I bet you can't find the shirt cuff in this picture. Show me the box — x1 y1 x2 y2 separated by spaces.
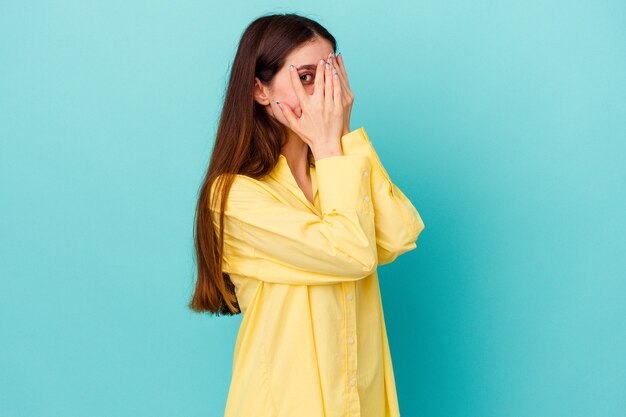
340 126 393 183
314 154 373 213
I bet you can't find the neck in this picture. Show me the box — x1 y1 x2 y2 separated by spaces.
281 132 311 174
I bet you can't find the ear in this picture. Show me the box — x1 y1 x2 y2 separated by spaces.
253 77 271 106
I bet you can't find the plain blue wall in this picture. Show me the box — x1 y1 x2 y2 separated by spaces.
1 2 624 416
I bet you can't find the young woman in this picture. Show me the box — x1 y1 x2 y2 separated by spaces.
190 13 425 417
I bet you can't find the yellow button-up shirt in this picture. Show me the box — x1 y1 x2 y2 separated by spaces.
211 127 425 417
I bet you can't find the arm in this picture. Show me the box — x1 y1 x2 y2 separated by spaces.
210 153 378 285
340 127 425 265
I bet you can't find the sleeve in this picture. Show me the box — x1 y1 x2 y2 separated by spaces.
340 126 425 265
210 153 378 285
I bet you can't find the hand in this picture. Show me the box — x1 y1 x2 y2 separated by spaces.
275 56 344 159
329 52 354 136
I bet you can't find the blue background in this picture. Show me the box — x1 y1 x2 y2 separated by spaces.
1 1 624 416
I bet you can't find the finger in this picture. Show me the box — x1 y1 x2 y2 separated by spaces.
333 61 350 104
313 58 325 105
288 63 308 110
332 61 342 108
336 53 351 89
275 100 298 128
324 56 333 110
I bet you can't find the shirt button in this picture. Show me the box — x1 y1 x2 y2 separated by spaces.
364 195 370 203
349 378 357 386
363 171 369 177
347 337 354 344
347 294 353 301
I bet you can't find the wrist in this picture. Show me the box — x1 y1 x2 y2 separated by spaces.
312 143 343 161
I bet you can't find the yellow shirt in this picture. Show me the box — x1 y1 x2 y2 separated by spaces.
211 126 425 417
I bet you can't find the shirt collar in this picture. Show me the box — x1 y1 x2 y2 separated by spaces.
271 154 319 211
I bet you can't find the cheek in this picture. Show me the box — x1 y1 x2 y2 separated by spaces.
271 85 295 105
272 77 310 114
284 89 300 107
281 92 301 115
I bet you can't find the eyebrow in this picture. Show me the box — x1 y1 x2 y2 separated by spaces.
296 64 319 71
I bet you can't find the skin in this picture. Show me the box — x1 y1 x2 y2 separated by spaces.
252 36 355 205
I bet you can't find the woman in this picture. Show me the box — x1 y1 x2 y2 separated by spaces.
190 13 425 417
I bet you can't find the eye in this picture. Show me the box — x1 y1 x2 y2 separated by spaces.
299 73 314 83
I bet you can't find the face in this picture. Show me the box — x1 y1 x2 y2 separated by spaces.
253 36 334 126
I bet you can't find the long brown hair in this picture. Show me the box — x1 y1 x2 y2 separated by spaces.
189 13 338 315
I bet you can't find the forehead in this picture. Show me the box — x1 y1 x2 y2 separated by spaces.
285 38 334 68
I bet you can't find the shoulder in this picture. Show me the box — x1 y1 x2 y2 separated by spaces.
213 173 268 194
210 174 276 211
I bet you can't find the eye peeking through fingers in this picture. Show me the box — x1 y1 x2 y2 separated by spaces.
299 73 314 84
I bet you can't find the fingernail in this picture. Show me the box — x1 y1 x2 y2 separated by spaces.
289 65 294 71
